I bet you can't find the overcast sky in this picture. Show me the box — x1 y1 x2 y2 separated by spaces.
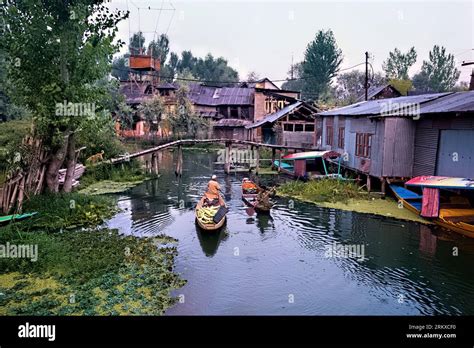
109 0 474 85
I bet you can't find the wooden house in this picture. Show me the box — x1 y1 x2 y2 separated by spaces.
246 101 319 148
318 91 474 191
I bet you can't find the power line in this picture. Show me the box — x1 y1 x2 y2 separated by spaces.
112 64 371 86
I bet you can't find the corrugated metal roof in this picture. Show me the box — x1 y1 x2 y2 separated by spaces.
418 90 474 114
188 83 253 106
214 119 252 127
319 92 452 117
246 101 303 129
157 82 178 89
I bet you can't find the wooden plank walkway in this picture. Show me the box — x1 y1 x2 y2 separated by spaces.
109 138 317 165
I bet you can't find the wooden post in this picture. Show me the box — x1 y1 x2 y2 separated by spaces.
175 145 183 177
367 175 371 193
381 177 386 197
151 152 159 176
271 148 276 170
145 160 150 174
278 149 282 173
224 142 231 174
255 146 260 175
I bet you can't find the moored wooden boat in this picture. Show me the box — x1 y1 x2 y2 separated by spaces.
390 176 474 238
195 196 227 231
273 151 344 179
0 212 38 225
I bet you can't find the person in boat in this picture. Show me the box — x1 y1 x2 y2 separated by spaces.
256 185 275 210
204 174 221 206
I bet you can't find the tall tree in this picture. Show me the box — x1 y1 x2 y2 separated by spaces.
129 31 146 55
413 45 460 92
168 86 209 138
147 34 170 64
193 54 239 85
111 54 130 81
162 51 180 81
178 51 197 73
382 47 417 80
302 29 343 101
1 0 128 192
137 94 165 131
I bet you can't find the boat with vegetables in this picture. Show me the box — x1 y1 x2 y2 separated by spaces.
195 195 227 231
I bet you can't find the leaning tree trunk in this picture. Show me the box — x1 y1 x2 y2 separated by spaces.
45 135 69 193
62 132 76 193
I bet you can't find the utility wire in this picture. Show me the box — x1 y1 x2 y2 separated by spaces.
113 61 368 85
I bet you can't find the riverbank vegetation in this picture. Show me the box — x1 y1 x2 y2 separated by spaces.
277 179 429 223
278 179 363 203
0 192 185 315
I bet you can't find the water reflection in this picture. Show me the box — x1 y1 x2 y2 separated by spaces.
196 226 229 257
105 149 474 315
255 213 274 234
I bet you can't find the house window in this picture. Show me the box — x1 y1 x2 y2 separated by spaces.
294 124 304 132
338 127 345 148
355 133 372 158
305 124 315 132
283 123 294 132
241 107 250 119
230 107 239 118
326 125 333 146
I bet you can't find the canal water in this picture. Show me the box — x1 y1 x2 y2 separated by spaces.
106 150 474 315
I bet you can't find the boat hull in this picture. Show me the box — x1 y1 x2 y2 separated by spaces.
195 196 227 232
242 194 272 213
390 184 474 238
0 212 38 225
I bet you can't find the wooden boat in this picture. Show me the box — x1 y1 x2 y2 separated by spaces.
0 212 38 226
390 176 474 238
273 150 344 179
241 179 272 213
195 195 227 231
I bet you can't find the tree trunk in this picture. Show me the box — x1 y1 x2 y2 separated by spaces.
62 133 76 193
45 136 69 193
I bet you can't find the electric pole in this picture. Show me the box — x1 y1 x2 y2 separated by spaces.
365 52 369 101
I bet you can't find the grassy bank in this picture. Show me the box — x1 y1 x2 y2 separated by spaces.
78 161 152 195
278 179 363 203
0 192 185 315
277 179 429 224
